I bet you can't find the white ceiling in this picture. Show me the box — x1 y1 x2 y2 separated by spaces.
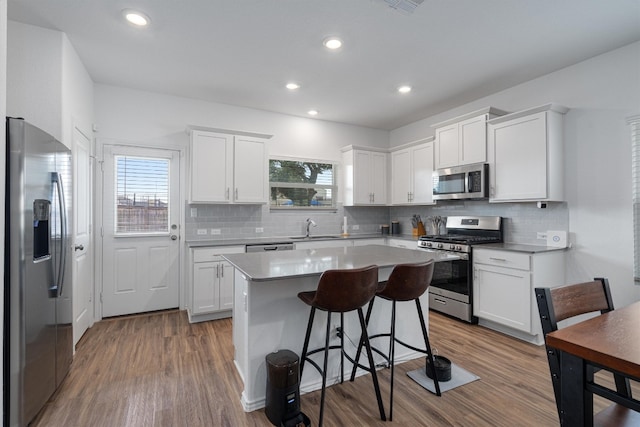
7 0 640 130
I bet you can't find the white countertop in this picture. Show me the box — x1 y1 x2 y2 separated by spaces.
222 244 458 282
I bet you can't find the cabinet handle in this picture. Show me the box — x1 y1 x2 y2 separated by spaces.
220 264 224 278
235 188 238 200
226 188 230 200
216 264 220 278
489 257 507 262
433 298 447 305
372 193 375 203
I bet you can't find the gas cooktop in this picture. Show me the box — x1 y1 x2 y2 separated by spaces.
417 216 503 253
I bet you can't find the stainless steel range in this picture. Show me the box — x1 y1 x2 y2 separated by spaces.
417 216 503 323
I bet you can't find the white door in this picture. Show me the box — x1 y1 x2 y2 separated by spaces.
72 125 94 345
101 145 180 317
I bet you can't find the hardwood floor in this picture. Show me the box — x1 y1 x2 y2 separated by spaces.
32 309 628 427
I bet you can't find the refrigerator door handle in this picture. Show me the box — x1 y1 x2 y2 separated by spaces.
51 172 68 297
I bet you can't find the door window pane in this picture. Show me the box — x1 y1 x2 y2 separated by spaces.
115 156 169 233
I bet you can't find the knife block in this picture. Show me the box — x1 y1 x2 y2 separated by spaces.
412 222 426 237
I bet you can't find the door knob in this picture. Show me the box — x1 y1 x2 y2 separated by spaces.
74 244 84 251
171 235 178 240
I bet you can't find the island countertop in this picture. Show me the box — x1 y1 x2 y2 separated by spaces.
223 244 458 282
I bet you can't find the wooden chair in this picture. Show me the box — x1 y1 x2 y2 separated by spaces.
535 278 634 424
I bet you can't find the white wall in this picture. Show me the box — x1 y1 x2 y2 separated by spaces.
61 32 94 141
94 84 389 162
391 41 640 307
6 21 63 142
1 1 7 423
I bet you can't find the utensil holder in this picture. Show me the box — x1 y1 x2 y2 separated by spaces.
412 222 426 237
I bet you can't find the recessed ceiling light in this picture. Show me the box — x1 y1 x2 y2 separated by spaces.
286 83 300 90
123 9 150 27
323 37 343 50
308 110 319 116
398 85 412 94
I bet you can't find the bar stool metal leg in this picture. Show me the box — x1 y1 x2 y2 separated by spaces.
299 306 316 378
318 311 332 426
357 307 387 422
417 298 441 396
349 299 376 382
389 300 397 420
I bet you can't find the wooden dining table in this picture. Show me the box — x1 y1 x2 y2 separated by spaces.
546 300 640 426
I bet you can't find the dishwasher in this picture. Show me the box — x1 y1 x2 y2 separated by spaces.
245 242 294 253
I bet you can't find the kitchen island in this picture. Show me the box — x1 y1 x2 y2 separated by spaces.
223 244 458 412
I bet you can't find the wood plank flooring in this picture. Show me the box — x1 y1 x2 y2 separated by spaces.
32 309 631 427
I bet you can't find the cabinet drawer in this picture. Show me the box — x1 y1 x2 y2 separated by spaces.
473 249 530 270
193 246 244 263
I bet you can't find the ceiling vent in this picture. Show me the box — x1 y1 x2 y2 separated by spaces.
384 0 424 14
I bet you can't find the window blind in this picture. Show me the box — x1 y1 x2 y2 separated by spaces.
629 115 640 282
115 156 170 233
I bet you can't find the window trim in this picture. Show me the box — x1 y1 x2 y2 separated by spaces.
269 156 338 211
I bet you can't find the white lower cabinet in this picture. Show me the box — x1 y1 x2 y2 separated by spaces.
353 238 386 246
386 238 417 250
472 247 565 345
294 239 352 250
188 245 245 323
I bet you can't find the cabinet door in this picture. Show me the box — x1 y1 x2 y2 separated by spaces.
219 261 234 310
370 152 387 205
473 264 531 332
411 143 434 204
190 131 232 202
353 151 373 204
489 112 547 201
434 123 459 169
233 136 267 203
192 261 220 314
459 115 487 165
391 149 411 204
294 240 352 250
353 238 386 246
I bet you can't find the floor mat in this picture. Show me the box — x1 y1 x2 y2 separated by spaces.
407 362 480 394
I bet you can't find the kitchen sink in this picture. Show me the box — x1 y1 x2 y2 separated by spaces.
289 235 341 240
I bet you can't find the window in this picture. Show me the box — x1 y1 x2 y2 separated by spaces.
630 115 640 282
269 158 337 209
115 156 170 233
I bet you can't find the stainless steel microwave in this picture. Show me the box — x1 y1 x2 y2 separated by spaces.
432 163 489 200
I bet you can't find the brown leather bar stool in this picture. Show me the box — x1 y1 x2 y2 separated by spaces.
298 265 386 426
350 260 441 421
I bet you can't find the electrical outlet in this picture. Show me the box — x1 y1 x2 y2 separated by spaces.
197 229 207 235
537 232 547 240
352 225 360 230
255 227 264 233
211 229 221 235
190 207 198 217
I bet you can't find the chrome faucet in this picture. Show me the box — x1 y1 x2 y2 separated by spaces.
305 218 317 238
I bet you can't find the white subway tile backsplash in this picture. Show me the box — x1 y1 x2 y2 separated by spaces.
186 200 568 244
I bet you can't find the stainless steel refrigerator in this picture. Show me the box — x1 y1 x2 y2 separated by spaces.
4 117 73 427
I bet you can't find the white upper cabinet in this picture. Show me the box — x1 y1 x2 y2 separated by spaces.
188 128 269 204
390 138 434 205
433 107 507 170
487 104 568 202
342 146 387 206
